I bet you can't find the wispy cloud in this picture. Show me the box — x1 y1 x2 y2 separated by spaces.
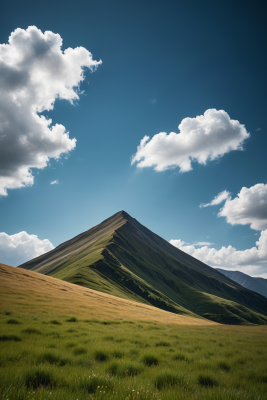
50 180 59 185
200 190 230 208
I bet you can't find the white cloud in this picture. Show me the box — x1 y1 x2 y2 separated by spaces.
131 109 249 172
0 231 54 266
200 190 230 208
218 184 267 231
50 179 59 185
191 183 267 276
0 26 102 196
193 241 214 246
170 230 267 277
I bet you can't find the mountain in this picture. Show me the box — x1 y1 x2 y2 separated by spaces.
19 211 267 325
216 268 267 298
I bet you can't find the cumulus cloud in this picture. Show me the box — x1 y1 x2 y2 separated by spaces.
0 231 54 266
131 109 249 172
218 184 267 231
170 230 267 277
0 26 102 196
50 180 59 185
200 190 230 208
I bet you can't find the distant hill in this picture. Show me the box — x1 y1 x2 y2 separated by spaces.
19 211 267 325
216 268 267 298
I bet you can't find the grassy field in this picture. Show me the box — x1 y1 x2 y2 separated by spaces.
1 264 267 400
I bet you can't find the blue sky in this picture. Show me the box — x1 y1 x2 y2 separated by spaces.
0 0 266 276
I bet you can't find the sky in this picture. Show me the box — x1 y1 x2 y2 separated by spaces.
0 0 266 277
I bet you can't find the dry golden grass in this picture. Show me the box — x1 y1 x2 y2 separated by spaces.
0 263 216 326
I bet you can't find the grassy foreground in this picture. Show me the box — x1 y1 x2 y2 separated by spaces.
1 265 267 400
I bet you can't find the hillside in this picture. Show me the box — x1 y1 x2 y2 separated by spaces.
19 211 267 325
216 268 267 298
0 263 215 325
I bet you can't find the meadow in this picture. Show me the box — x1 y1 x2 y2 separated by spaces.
1 264 267 400
1 312 267 400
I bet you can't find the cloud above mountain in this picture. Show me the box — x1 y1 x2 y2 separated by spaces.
172 183 267 277
0 26 102 196
0 231 54 266
131 109 249 172
170 230 267 277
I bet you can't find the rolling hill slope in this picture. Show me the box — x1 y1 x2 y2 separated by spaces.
19 211 267 325
1 263 216 325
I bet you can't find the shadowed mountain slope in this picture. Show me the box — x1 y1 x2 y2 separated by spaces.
216 268 267 298
20 211 267 325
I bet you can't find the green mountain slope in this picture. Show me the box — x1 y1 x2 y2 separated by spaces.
19 211 267 325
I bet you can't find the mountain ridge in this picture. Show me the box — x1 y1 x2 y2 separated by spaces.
19 211 267 325
216 268 267 298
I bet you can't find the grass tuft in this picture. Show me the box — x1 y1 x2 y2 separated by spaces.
7 318 20 324
118 362 143 377
103 335 114 341
79 376 112 393
94 350 109 362
142 353 159 366
50 319 62 325
173 352 188 362
0 334 21 342
22 327 42 335
73 347 87 356
197 373 219 387
37 351 70 366
155 341 170 347
4 311 12 315
66 317 77 322
106 361 119 375
154 371 182 389
65 341 76 348
218 361 230 371
112 350 124 359
24 368 55 389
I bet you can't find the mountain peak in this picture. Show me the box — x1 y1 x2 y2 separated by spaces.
116 210 130 217
114 210 133 220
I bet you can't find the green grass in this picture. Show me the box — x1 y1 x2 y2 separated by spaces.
7 318 20 324
66 317 77 322
22 327 42 335
0 311 267 400
197 374 219 387
142 354 159 366
50 320 62 325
